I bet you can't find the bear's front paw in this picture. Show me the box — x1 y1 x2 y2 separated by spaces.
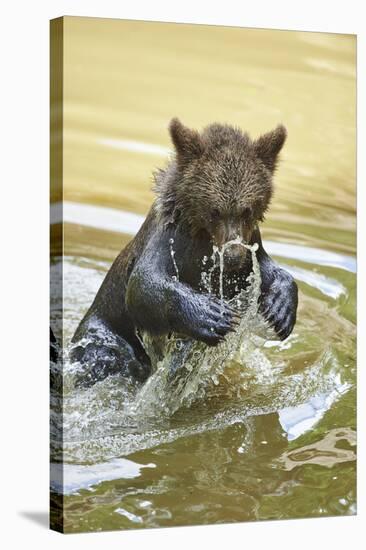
260 275 298 341
187 294 241 346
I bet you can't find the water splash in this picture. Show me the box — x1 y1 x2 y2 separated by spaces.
213 236 249 300
51 253 353 468
130 240 268 417
199 237 255 300
52 346 347 465
169 238 179 281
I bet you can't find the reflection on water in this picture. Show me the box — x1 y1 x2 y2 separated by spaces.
279 428 356 470
51 458 156 495
50 18 356 532
54 201 357 272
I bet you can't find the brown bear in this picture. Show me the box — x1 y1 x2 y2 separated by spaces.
70 118 298 386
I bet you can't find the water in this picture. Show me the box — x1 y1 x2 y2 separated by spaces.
50 18 356 532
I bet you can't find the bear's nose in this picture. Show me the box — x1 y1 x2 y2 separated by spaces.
223 244 246 270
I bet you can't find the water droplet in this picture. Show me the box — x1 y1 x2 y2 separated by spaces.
169 239 179 280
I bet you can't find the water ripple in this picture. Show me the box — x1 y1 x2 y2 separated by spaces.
50 201 356 273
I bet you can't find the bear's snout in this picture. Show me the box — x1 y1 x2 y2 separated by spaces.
223 244 247 271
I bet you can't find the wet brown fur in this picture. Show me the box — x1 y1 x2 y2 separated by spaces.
155 118 287 243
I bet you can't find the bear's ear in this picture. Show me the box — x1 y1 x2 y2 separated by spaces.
169 118 204 165
254 125 287 172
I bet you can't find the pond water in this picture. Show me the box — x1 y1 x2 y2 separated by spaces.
50 18 356 532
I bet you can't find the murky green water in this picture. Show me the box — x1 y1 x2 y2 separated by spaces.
50 18 356 532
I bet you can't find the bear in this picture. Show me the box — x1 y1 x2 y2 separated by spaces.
70 118 298 387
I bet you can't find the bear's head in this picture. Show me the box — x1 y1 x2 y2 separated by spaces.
155 118 287 271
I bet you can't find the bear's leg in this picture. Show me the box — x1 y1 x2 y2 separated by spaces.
69 317 151 388
259 261 298 340
249 227 298 340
